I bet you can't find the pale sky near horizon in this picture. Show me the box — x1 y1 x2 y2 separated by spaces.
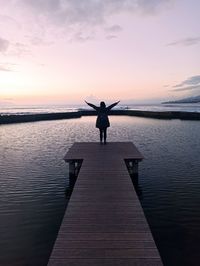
0 0 200 105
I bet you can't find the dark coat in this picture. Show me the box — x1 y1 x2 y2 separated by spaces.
96 108 110 129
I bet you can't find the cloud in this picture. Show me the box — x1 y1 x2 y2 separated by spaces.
70 31 95 43
0 65 12 72
174 75 200 88
106 35 118 40
0 37 10 52
172 75 200 92
104 24 122 39
173 85 200 92
0 34 29 56
105 24 123 33
28 37 53 46
1 0 172 44
20 0 171 28
167 37 200 47
0 62 16 72
13 42 30 56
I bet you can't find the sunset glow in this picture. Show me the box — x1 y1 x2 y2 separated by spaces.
0 0 200 105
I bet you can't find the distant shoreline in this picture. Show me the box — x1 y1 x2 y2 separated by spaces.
1 110 200 125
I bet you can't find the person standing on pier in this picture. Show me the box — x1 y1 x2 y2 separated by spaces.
85 100 120 144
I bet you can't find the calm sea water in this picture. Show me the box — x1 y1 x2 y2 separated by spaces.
0 116 200 266
1 102 200 115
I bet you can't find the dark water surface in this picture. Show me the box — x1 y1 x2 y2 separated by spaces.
0 116 200 266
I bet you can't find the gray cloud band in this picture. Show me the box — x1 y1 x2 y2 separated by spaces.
174 75 200 88
20 0 171 26
167 37 200 47
172 75 200 92
0 37 10 52
173 85 200 92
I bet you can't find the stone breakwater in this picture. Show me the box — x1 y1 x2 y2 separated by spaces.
80 110 200 120
1 110 200 125
0 112 81 124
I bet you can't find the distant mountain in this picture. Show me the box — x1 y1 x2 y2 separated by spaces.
163 95 200 104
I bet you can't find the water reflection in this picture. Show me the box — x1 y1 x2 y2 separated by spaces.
0 116 200 266
125 159 143 197
65 160 82 199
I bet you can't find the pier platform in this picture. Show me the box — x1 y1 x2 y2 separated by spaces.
48 142 163 265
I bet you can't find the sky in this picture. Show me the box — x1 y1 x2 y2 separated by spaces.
0 0 200 105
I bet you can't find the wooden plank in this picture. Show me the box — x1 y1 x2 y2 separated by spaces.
48 142 163 265
54 232 155 241
53 240 157 249
48 258 162 266
49 248 160 258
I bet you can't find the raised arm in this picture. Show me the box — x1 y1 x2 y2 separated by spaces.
85 101 98 111
107 101 120 111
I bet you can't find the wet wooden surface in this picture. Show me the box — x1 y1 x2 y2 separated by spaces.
48 142 163 266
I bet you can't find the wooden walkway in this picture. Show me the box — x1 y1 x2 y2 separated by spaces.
48 142 163 266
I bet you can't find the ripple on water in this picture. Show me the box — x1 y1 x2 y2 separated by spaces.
0 116 200 266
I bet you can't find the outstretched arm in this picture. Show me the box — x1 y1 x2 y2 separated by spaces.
107 101 120 111
85 101 98 111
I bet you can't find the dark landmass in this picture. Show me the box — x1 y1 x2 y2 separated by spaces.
1 110 200 125
163 95 200 104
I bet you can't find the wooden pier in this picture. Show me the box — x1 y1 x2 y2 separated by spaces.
48 142 163 266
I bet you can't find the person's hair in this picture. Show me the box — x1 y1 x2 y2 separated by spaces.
100 101 106 108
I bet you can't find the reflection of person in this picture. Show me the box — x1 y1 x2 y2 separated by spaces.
85 100 120 144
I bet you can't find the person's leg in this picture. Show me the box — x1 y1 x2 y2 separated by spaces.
103 128 107 144
99 129 103 143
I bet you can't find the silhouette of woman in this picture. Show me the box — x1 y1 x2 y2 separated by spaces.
85 100 120 144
